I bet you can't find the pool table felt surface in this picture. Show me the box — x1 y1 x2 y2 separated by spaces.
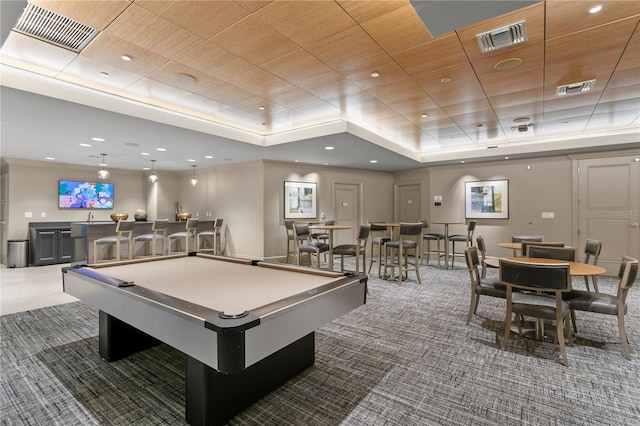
91 256 342 316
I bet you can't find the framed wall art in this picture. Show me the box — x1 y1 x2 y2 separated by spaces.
465 179 509 219
284 181 317 219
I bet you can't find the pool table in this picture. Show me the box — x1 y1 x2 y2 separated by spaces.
62 253 367 426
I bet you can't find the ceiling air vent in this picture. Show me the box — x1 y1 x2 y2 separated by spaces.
476 21 527 53
555 79 596 96
511 123 534 133
13 3 99 53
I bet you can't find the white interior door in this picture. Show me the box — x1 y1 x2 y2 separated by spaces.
334 183 359 246
398 184 421 223
577 156 640 274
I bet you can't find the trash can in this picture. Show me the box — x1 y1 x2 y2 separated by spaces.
7 239 29 268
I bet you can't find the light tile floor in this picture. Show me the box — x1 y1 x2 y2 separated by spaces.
1 264 78 315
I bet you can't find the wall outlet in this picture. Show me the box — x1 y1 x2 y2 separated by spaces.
41 212 46 218
541 211 555 219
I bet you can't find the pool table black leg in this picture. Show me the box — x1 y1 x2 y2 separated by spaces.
186 332 315 426
98 310 161 361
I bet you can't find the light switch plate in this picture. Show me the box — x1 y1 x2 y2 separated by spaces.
541 212 555 219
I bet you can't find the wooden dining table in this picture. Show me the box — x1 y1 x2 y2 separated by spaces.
484 256 606 277
309 224 352 271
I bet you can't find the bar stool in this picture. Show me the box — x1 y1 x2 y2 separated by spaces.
332 224 370 274
368 222 391 278
421 220 444 267
93 220 135 263
449 220 476 268
197 218 223 254
133 219 168 257
383 222 423 284
583 239 602 292
169 218 199 254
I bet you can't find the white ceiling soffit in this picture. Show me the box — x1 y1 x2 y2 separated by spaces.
410 0 538 37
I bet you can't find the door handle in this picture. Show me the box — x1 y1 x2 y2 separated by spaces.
631 223 640 228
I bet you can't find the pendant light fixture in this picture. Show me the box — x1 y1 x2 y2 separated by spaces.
97 153 110 180
148 159 158 183
190 165 198 187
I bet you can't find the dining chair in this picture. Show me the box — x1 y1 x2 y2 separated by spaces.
583 239 603 292
383 222 423 284
197 218 224 254
566 256 638 360
311 219 334 243
449 220 477 268
476 236 498 279
93 219 135 263
368 222 391 278
464 246 506 325
294 223 329 269
499 258 572 367
521 241 565 257
421 220 444 267
527 245 576 261
168 218 199 254
332 224 370 274
510 235 543 255
133 219 168 257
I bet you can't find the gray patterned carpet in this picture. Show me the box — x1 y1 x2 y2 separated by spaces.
2 259 640 425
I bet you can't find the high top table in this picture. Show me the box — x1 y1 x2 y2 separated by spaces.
309 224 352 271
431 221 462 269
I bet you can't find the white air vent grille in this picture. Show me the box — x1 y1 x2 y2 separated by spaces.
556 79 597 96
511 123 534 133
477 21 527 53
13 3 98 52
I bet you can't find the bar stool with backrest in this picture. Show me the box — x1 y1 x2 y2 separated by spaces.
94 219 135 263
294 223 329 269
133 219 168 257
449 220 477 268
197 218 223 254
332 224 370 274
368 222 391 277
383 222 423 284
169 218 199 254
421 220 444 267
583 239 603 292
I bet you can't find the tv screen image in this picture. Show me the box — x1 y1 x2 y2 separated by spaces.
59 180 114 209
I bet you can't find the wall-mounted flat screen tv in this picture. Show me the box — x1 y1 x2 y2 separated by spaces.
59 180 114 209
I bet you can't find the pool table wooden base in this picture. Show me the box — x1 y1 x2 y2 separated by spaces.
99 311 315 426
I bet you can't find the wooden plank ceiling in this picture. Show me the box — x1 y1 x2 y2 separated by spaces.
1 0 639 161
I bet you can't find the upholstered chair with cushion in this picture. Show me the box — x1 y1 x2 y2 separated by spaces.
521 241 565 257
168 218 199 254
583 239 603 292
465 246 506 325
294 223 329 269
566 256 638 360
94 219 136 263
332 224 370 274
197 218 223 254
510 235 543 255
368 222 391 278
499 259 572 367
476 236 498 279
526 245 576 261
133 219 168 257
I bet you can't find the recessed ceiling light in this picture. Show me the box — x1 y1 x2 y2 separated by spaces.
504 156 510 160
634 157 640 162
125 142 139 147
494 58 523 71
205 155 213 159
173 73 196 84
188 159 196 162
92 137 105 142
421 113 428 118
156 148 167 152
513 117 530 123
141 152 150 156
143 167 150 171
324 163 329 166
460 160 465 164
589 5 602 14
79 143 91 147
526 164 532 170
370 71 380 78
258 106 266 111
369 160 378 163
441 77 451 83
121 54 132 61
325 146 334 150
45 157 55 161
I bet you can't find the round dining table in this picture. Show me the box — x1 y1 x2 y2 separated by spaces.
483 257 606 276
